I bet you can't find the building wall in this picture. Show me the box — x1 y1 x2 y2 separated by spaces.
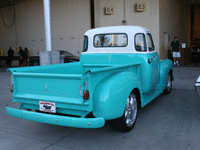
192 4 200 40
1 0 196 58
126 0 160 55
188 0 200 45
190 0 200 4
0 0 91 56
159 0 189 59
0 6 16 56
15 0 45 56
94 0 160 55
51 0 91 56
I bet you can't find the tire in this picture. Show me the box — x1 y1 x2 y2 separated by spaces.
163 72 172 94
112 91 138 132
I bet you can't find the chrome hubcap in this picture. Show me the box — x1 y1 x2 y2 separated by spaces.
167 75 172 91
125 93 137 127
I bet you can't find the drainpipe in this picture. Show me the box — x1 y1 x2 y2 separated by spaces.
43 0 52 52
122 0 126 25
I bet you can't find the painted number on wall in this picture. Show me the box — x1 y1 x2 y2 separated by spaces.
104 7 114 15
134 3 146 12
138 4 145 10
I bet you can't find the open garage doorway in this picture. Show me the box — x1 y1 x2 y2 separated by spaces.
190 3 200 66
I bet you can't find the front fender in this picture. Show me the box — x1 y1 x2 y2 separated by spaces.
159 59 173 89
93 72 142 120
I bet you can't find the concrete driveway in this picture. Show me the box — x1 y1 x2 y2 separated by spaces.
0 66 200 150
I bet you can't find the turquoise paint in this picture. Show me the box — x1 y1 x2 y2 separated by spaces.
6 25 174 129
93 71 142 120
7 52 173 128
81 52 161 93
6 106 105 128
159 59 173 89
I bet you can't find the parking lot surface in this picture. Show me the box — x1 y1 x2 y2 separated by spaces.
0 66 200 150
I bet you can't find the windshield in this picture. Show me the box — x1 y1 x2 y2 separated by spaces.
94 33 128 47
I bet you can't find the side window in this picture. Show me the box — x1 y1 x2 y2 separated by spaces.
147 33 155 51
82 36 88 52
135 34 147 52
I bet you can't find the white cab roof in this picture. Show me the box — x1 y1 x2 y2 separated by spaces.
83 26 153 54
85 26 150 36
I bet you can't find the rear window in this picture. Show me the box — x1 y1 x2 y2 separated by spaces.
94 33 128 47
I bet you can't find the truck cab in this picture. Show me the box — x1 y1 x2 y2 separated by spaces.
82 26 160 95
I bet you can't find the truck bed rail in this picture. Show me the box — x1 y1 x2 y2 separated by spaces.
13 72 82 79
87 62 142 74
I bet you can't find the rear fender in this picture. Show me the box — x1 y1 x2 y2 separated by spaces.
159 59 173 89
93 72 142 120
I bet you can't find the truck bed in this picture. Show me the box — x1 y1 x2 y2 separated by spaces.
9 62 140 117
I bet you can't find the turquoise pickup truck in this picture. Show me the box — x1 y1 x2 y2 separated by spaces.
6 26 173 132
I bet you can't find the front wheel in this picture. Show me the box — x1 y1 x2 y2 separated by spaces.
163 73 172 94
112 91 138 132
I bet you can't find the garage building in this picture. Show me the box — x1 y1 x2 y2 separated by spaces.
0 0 200 64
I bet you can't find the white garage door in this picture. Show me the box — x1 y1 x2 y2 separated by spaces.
51 0 91 56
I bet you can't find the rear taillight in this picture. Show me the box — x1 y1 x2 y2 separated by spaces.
10 76 13 93
83 90 89 100
80 77 90 100
10 85 13 93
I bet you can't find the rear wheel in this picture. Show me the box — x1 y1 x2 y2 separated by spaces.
163 73 172 94
112 91 138 132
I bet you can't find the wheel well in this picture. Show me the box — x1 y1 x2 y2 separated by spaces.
132 88 141 108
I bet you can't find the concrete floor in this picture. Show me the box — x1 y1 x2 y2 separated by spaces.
0 66 200 150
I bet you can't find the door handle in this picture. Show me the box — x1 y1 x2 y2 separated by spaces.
148 56 155 64
148 58 153 64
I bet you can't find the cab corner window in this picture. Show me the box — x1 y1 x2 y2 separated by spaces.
82 36 88 52
147 33 155 51
94 33 128 47
135 34 147 52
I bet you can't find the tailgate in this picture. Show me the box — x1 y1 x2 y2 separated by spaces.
12 72 92 113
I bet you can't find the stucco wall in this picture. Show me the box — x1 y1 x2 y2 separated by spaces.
1 0 196 58
159 0 189 59
15 0 45 56
94 0 160 55
0 0 91 56
0 6 16 56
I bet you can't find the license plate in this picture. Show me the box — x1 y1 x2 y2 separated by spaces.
39 101 56 113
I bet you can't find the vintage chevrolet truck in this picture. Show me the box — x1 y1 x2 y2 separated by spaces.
6 26 173 132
